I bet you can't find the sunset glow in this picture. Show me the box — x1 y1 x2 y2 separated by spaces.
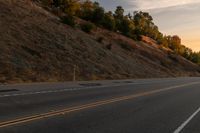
93 0 200 51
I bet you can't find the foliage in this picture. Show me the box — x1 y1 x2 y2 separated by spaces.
114 6 125 32
97 36 104 43
50 0 80 16
61 15 76 26
81 23 95 33
120 16 135 37
79 0 94 20
119 42 133 51
189 52 200 64
102 11 116 31
106 43 112 50
44 0 200 65
91 2 105 25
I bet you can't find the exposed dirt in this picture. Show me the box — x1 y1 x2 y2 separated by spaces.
0 0 199 83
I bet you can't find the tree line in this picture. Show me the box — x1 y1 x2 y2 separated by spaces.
40 0 200 65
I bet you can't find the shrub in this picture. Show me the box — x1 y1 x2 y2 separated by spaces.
168 53 180 63
160 60 171 67
61 16 76 27
102 11 116 31
97 36 104 43
119 42 132 51
81 23 95 33
106 43 112 50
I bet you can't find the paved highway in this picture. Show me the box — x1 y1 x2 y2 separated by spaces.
0 77 200 133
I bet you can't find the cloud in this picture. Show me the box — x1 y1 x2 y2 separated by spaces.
93 0 200 51
147 2 200 51
148 2 200 33
92 0 137 12
93 0 200 12
128 0 200 10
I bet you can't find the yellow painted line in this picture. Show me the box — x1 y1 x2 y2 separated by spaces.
0 82 199 128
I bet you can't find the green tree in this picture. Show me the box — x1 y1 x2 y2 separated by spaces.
114 6 124 19
102 11 116 30
183 47 193 59
156 32 164 45
190 52 200 64
61 0 80 16
133 11 160 40
120 16 135 37
169 35 181 53
79 0 94 20
52 0 61 7
113 7 135 37
41 0 52 6
114 6 125 31
92 2 105 25
159 36 169 47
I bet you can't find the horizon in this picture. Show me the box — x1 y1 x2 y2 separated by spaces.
92 0 200 52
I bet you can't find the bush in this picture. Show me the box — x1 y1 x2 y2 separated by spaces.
160 60 171 67
97 36 104 43
102 12 116 31
61 16 76 27
106 43 112 50
168 53 179 62
81 23 95 33
119 42 132 51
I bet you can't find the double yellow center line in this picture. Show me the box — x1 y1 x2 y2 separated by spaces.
0 82 199 128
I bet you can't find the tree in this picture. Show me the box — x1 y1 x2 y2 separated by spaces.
158 35 169 47
52 0 61 7
182 47 193 59
114 6 124 19
190 52 200 64
61 0 80 16
102 11 116 30
156 32 164 45
133 11 159 40
120 16 135 37
92 2 105 25
114 6 125 31
113 7 135 37
79 0 94 20
41 0 53 6
169 35 181 53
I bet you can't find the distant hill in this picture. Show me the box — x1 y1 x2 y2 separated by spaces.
0 0 200 83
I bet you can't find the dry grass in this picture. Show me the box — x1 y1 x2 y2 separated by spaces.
0 0 199 83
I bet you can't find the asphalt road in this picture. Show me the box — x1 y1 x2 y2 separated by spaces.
0 77 200 133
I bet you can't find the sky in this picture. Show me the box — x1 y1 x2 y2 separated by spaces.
92 0 200 51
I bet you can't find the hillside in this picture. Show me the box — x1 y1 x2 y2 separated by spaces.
0 0 200 83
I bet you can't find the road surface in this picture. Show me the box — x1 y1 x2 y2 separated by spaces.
0 77 200 133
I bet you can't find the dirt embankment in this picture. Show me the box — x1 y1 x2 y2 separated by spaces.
0 0 199 83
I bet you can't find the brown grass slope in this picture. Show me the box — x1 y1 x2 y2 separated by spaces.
0 0 199 83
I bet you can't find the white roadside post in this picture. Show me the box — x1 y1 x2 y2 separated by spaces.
73 65 76 82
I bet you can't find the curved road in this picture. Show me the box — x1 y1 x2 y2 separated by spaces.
0 77 200 133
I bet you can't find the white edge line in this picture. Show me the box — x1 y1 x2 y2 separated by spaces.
0 82 199 98
0 82 154 98
174 106 200 133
